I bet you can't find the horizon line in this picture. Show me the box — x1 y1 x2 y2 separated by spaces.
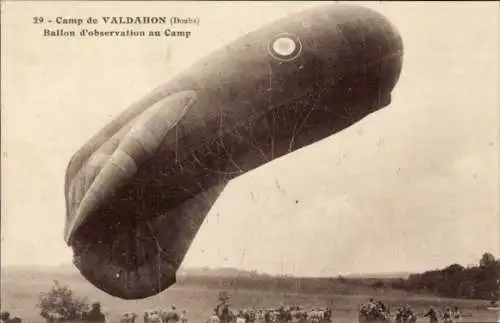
0 263 452 279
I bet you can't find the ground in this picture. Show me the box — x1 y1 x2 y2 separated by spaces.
1 269 497 323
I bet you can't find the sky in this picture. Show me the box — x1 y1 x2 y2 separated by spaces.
1 1 499 277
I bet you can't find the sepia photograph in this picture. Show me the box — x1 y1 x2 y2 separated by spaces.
1 1 499 323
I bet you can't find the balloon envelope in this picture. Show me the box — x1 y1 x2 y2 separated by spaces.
64 3 404 299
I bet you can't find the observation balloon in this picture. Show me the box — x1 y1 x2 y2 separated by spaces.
64 3 404 299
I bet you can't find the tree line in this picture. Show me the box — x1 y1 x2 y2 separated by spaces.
388 253 499 300
175 253 499 301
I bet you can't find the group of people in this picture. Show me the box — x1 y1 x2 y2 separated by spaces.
0 311 21 323
359 298 392 322
39 300 107 322
422 306 462 323
394 304 418 323
38 300 190 323
207 302 333 323
139 306 189 323
395 304 462 323
205 297 469 323
358 298 464 323
0 297 474 323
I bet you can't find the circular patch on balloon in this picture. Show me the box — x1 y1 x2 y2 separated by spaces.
267 33 302 62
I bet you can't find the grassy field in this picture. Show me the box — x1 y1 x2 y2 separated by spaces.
1 268 497 323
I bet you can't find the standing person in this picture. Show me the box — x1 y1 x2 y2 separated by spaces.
394 307 403 323
180 310 188 323
207 311 221 323
423 307 439 323
377 300 387 313
165 306 180 323
218 303 231 323
83 300 106 322
453 306 462 322
442 307 454 323
264 310 270 323
0 312 10 323
367 299 377 310
244 309 251 323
